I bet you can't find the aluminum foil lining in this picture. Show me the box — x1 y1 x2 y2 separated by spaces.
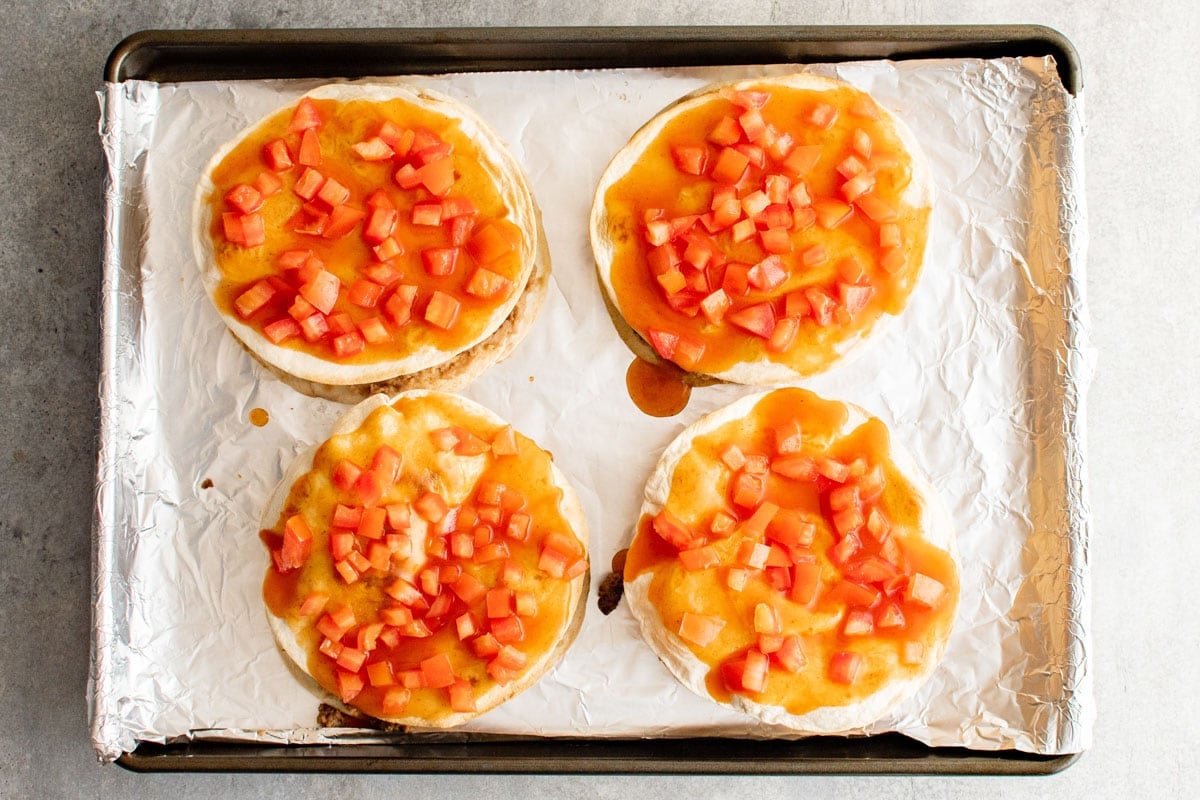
92 56 1092 762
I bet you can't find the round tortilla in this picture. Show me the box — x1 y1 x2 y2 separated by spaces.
262 391 590 728
195 83 545 391
590 73 935 385
625 388 957 733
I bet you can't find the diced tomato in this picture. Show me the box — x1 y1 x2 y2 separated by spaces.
708 115 742 146
835 155 867 180
225 183 263 215
446 681 477 714
392 163 420 189
461 267 512 302
491 615 524 643
322 204 366 239
836 283 873 316
879 222 902 248
384 284 418 327
514 591 538 618
253 170 283 199
371 237 405 264
737 540 771 570
650 510 693 550
476 542 510 563
537 544 570 578
776 635 806 673
727 303 776 339
312 177 349 209
233 280 275 319
646 328 680 361
298 590 329 617
263 139 294 171
841 171 876 203
741 648 769 693
331 331 364 359
753 602 782 635
711 147 750 185
352 136 395 161
374 121 410 153
725 567 751 591
350 507 384 542
747 255 787 290
291 169 324 202
734 142 765 168
449 215 475 246
417 653 455 689
288 97 323 132
906 573 947 607
424 291 460 330
829 651 862 685
297 128 322 167
730 218 756 244
781 144 821 177
793 207 817 231
842 608 875 637
415 157 455 197
677 612 725 647
761 316 797 354
328 529 355 560
767 512 815 549
336 670 364 703
855 191 897 222
710 511 737 538
327 312 356 337
803 287 836 327
358 316 390 344
413 492 448 523
485 587 512 619
360 206 398 245
741 501 779 538
790 560 821 604
298 312 329 343
865 508 890 541
410 202 443 227
335 644 367 672
671 144 708 175
452 427 490 457
876 601 906 629
813 198 853 229
384 503 411 533
275 514 312 571
718 444 747 472
341 278 382 310
677 544 720 571
418 247 457 278
656 268 686 296
731 470 766 509
737 107 767 142
880 246 906 274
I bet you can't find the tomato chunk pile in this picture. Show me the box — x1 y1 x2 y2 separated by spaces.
216 96 524 363
627 85 915 372
651 412 947 698
268 411 585 718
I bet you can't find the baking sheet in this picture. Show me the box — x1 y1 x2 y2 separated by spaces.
93 55 1092 762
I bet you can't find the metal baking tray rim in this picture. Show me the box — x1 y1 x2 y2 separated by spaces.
99 24 1085 775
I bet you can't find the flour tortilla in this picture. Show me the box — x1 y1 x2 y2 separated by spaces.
590 73 934 385
262 391 590 728
625 388 957 733
195 83 545 390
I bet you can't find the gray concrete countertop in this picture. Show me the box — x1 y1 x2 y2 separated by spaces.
1 1 1193 797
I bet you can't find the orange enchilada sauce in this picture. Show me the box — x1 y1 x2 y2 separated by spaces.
625 388 957 715
262 394 586 722
602 83 930 377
